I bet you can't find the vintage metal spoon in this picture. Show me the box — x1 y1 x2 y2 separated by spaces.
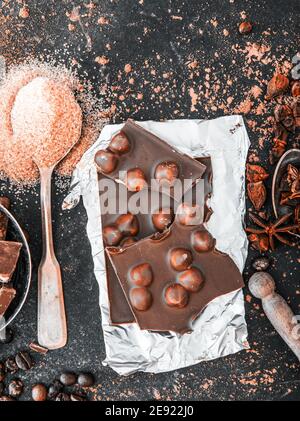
9 76 82 350
36 162 67 349
272 148 300 219
36 142 80 349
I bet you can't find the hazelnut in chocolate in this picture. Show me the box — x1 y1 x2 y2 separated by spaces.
124 168 147 192
129 263 153 287
164 283 189 309
154 161 179 186
109 132 131 154
152 207 174 232
129 287 152 311
169 248 193 271
95 150 118 174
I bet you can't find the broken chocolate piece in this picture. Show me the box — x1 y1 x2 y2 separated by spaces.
0 286 16 316
0 241 22 283
0 197 10 241
95 120 206 198
107 220 244 334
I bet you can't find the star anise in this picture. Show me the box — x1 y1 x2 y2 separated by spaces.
246 212 298 251
247 233 270 253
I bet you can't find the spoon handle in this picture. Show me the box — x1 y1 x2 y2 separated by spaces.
37 166 67 349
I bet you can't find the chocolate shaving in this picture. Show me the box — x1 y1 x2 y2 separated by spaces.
29 343 49 355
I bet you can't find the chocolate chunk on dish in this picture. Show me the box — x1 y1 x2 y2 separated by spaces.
0 286 16 316
0 241 22 283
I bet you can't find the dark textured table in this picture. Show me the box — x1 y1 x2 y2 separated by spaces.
0 0 299 401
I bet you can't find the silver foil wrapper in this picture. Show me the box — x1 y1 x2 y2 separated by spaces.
63 117 250 375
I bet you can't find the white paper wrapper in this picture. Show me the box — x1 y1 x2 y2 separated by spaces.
63 116 250 375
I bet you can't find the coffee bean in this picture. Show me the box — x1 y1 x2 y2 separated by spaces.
48 380 63 399
0 362 5 382
70 393 87 401
0 395 15 401
32 384 47 402
5 357 18 374
0 327 14 344
77 373 95 387
0 382 4 396
8 379 23 398
60 371 77 386
55 392 70 401
15 351 33 371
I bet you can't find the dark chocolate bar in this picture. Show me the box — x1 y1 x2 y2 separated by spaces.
101 158 213 325
95 120 206 198
0 197 10 241
0 241 22 283
107 210 244 334
0 286 16 316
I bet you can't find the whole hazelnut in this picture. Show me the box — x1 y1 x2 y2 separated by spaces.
154 161 179 185
129 287 153 311
124 168 147 192
192 229 215 252
176 203 202 226
152 207 174 232
164 284 189 308
238 21 252 34
129 263 153 287
116 213 139 236
32 384 47 402
94 150 118 174
170 248 193 271
178 268 205 292
109 132 130 154
103 224 123 246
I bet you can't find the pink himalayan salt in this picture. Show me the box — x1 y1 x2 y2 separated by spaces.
0 62 104 185
11 76 82 168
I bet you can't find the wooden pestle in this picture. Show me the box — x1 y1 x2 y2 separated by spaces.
249 272 300 362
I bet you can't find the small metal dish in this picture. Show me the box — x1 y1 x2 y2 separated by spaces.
272 149 300 218
0 204 32 331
